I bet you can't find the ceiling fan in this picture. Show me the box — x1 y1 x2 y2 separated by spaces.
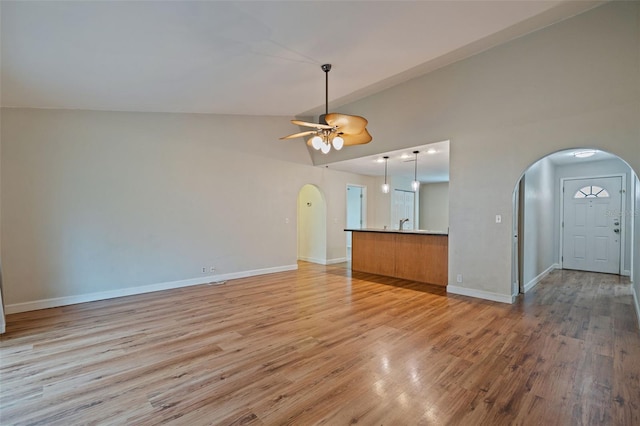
280 64 372 154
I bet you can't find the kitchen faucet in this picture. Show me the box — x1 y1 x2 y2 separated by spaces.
399 218 409 230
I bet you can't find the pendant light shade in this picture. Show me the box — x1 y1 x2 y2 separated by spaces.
411 151 420 192
320 142 331 154
381 156 390 194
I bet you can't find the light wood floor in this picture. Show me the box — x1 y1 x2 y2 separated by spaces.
1 262 639 425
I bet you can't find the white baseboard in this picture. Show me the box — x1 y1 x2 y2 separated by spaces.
524 263 560 293
447 285 515 304
622 269 631 277
297 256 324 265
632 285 640 331
5 264 298 314
298 256 347 266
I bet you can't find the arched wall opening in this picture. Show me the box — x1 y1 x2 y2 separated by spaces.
297 184 327 265
511 148 638 296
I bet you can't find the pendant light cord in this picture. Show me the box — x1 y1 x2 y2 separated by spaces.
384 157 388 184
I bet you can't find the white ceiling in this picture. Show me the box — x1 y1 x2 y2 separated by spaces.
324 144 621 184
547 149 619 166
325 140 450 183
1 1 601 116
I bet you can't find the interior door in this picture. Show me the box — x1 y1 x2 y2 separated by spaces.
562 176 622 274
346 185 363 248
404 191 416 230
392 189 415 229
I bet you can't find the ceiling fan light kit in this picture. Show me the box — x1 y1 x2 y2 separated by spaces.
280 64 372 153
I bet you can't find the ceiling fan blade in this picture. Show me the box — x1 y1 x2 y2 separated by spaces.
284 65 371 150
341 129 373 146
324 113 368 134
280 130 317 140
291 119 333 130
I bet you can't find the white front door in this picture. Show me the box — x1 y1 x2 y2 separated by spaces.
562 176 622 274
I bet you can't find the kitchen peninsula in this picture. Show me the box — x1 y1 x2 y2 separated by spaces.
346 229 448 287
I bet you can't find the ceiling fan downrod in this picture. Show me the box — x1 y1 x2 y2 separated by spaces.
321 63 331 116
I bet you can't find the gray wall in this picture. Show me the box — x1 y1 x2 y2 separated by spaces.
419 182 449 232
371 176 391 229
0 110 4 331
0 108 376 309
521 157 556 288
312 1 640 300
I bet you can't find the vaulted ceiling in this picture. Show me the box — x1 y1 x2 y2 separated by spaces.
1 1 602 116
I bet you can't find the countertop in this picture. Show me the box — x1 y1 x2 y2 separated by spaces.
344 228 448 236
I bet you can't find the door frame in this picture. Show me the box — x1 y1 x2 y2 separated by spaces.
346 184 367 228
346 184 367 250
512 177 525 295
559 173 627 275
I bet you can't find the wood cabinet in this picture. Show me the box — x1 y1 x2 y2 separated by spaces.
350 230 448 286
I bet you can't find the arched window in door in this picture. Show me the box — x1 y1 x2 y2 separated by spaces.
573 185 610 199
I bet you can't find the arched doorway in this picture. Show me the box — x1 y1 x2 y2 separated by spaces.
297 184 327 264
512 148 638 295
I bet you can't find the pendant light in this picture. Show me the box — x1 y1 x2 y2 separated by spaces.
381 156 390 194
411 150 420 192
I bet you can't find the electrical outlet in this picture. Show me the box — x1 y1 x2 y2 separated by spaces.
202 267 207 273
495 214 502 223
210 266 216 273
456 274 463 283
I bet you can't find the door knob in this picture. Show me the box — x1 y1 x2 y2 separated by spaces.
614 228 620 233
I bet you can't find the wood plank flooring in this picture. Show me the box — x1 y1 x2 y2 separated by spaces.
1 262 639 425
